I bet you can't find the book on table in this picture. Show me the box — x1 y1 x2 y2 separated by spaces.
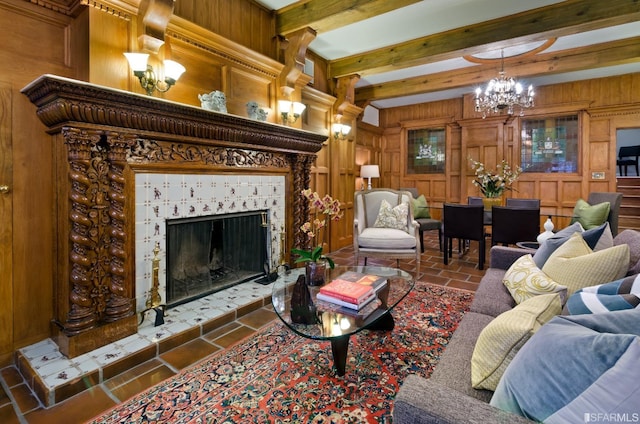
316 296 382 319
316 289 377 310
319 278 375 305
331 271 388 293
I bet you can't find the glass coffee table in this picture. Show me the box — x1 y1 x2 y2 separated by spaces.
272 266 414 376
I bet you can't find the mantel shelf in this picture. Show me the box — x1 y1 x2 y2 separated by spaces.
22 74 327 154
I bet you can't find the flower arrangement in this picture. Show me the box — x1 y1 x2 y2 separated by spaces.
291 189 343 269
469 157 522 198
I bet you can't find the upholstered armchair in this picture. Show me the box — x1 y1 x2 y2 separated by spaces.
353 189 421 274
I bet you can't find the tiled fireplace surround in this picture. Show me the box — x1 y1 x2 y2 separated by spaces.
19 75 327 406
134 172 286 310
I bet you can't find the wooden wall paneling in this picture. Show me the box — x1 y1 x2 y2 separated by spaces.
0 2 77 365
461 119 504 200
70 8 90 81
12 94 57 355
354 122 383 191
0 3 71 74
88 8 130 90
173 0 277 60
539 180 559 213
560 180 584 208
332 136 356 250
382 127 401 189
0 82 12 363
446 123 462 203
589 141 611 174
302 88 333 135
225 67 273 118
164 40 226 107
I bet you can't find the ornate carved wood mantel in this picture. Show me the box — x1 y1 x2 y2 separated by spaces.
22 74 327 357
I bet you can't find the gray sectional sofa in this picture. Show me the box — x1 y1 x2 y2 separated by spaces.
393 229 640 424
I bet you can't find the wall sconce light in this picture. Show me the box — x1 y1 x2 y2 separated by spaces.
332 123 351 140
277 99 306 125
360 164 380 190
124 52 186 96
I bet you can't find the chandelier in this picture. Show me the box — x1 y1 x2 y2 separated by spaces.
474 50 534 118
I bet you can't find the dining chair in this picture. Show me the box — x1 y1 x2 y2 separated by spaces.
443 204 486 270
491 206 540 247
505 198 541 209
467 196 491 225
401 187 442 252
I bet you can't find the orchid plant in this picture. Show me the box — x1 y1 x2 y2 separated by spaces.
469 157 522 198
291 189 343 269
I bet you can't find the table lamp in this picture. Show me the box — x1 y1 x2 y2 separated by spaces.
361 165 380 190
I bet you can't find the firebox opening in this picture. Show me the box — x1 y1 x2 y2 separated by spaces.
165 211 268 307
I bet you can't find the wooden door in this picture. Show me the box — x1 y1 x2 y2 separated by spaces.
0 82 13 360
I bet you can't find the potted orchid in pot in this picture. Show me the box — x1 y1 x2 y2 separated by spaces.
469 157 522 210
291 189 343 286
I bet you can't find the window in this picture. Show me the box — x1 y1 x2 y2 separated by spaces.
407 128 445 174
521 115 578 173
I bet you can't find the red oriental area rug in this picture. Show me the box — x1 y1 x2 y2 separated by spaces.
88 283 473 423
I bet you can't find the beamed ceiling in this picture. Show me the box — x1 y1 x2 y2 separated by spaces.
256 0 640 109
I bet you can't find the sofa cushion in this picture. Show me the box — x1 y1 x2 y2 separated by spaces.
357 227 417 249
411 194 431 219
429 312 496 403
532 222 611 268
502 254 568 304
563 274 640 315
542 233 629 296
469 268 516 317
490 309 640 423
393 375 533 424
373 199 409 231
614 229 640 275
471 294 561 391
592 222 614 251
570 198 610 229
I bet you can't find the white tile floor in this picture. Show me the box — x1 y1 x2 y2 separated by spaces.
18 270 303 397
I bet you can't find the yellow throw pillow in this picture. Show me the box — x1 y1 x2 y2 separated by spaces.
542 233 629 296
471 293 562 391
502 254 568 304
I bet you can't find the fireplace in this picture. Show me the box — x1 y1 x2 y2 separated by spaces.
165 211 269 307
22 75 326 357
134 172 286 313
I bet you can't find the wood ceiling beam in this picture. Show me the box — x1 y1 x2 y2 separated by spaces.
354 37 640 103
331 0 640 78
276 0 421 35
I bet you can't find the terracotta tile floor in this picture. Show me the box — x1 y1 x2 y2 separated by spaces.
0 233 487 423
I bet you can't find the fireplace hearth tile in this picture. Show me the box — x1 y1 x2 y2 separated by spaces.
17 269 303 407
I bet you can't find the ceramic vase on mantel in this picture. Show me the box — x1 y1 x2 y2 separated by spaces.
305 260 327 286
482 196 502 211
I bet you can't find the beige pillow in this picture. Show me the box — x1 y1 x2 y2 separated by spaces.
502 254 568 304
542 233 629 296
471 293 562 391
373 199 409 231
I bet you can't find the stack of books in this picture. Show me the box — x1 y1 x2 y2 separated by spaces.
316 272 388 314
